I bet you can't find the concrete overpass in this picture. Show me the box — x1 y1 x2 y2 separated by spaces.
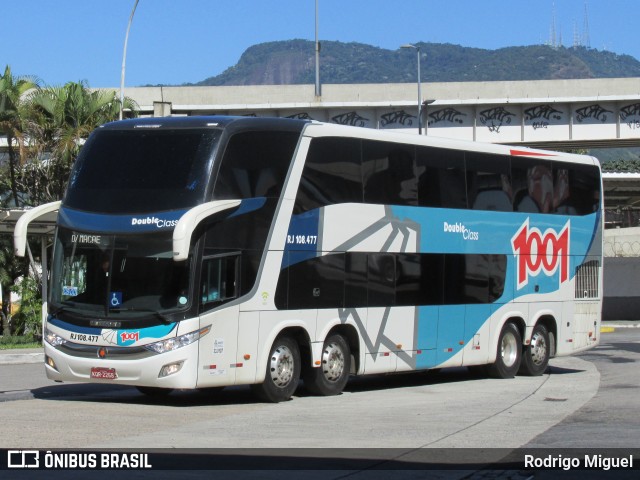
119 78 640 219
124 77 640 149
3 78 640 217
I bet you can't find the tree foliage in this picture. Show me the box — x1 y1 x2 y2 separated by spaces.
0 71 138 335
0 65 40 207
601 159 640 173
17 81 139 204
194 41 640 86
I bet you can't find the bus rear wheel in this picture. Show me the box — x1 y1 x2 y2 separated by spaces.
519 324 550 376
488 322 522 379
304 334 351 396
252 335 300 403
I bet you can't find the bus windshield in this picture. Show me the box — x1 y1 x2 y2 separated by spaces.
64 129 220 214
50 227 190 319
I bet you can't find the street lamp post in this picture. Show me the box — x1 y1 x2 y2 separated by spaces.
120 0 140 120
401 44 422 134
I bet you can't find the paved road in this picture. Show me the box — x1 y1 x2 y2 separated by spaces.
1 325 638 479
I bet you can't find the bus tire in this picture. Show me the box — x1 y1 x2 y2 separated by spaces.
488 322 522 379
252 335 300 403
519 323 550 376
136 386 173 396
304 334 351 396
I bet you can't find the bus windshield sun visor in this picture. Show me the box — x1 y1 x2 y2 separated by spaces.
172 199 241 261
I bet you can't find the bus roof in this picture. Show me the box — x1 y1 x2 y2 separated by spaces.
99 115 310 132
301 121 601 168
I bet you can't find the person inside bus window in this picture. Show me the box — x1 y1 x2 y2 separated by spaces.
74 253 110 305
553 168 577 214
515 165 554 213
365 149 419 205
471 173 513 212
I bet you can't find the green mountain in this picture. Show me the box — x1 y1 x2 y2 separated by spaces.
193 40 640 86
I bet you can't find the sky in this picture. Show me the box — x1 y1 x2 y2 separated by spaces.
3 0 640 88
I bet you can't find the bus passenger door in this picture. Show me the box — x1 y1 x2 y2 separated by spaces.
197 306 239 388
196 253 241 388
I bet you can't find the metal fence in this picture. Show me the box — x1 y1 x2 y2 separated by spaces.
605 208 640 229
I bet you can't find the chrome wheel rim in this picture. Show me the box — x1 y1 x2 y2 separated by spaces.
269 345 294 387
501 331 518 368
322 342 345 382
530 331 548 366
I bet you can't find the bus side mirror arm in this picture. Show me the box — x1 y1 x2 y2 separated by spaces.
14 200 62 257
172 199 242 261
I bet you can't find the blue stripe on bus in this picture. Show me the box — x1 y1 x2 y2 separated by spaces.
229 197 266 217
48 317 101 335
58 207 188 233
48 317 177 345
282 205 599 368
281 209 320 268
390 206 599 299
415 304 494 368
58 198 264 234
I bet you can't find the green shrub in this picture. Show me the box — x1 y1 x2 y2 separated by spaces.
11 276 42 338
0 334 40 348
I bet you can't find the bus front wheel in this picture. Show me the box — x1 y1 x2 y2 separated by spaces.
519 324 550 376
488 323 522 379
252 336 301 403
304 334 351 396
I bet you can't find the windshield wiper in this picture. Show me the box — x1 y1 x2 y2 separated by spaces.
49 305 66 317
49 301 83 318
109 307 171 324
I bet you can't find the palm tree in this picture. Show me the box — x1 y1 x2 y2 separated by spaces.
0 65 40 206
21 81 138 203
2 81 138 333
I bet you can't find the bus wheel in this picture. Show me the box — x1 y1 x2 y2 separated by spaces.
136 386 173 396
252 336 300 403
304 334 351 396
488 323 522 379
519 324 550 376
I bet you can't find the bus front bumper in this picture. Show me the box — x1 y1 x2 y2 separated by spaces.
43 341 199 390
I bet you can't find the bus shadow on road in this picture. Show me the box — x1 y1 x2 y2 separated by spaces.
545 364 588 375
342 367 481 394
28 368 474 406
30 382 259 407
29 363 589 406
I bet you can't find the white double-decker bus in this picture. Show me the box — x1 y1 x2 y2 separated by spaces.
15 116 603 402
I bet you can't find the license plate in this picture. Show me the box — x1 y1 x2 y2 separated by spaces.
90 367 117 380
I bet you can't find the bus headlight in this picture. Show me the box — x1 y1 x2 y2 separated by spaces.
44 327 67 347
144 325 211 354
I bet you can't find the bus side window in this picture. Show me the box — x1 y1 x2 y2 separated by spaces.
294 137 363 213
466 151 513 212
214 131 299 200
558 163 600 215
200 254 240 311
513 159 554 213
363 141 418 206
416 146 467 209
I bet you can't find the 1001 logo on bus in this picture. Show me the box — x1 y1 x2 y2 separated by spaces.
511 219 570 290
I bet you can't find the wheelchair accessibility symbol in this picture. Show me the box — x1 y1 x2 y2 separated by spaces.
110 292 123 307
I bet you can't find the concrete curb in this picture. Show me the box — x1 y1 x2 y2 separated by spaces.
0 349 44 365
